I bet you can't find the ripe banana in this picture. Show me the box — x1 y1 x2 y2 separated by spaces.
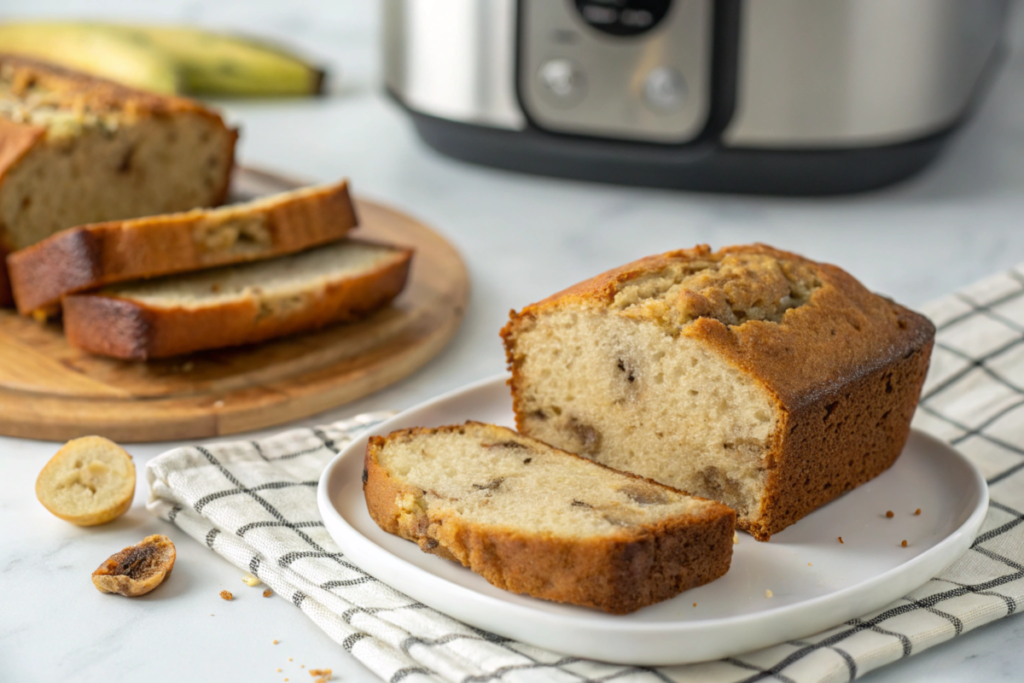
0 23 179 93
0 22 324 97
116 25 325 97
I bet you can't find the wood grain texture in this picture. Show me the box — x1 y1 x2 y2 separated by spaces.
0 167 468 442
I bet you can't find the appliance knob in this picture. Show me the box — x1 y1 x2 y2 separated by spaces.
537 59 587 107
643 67 687 112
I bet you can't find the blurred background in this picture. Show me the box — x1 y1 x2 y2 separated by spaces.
1 0 1023 370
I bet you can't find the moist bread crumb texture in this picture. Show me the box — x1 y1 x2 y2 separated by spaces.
62 239 413 359
0 55 236 304
364 422 735 614
502 244 935 541
7 180 357 315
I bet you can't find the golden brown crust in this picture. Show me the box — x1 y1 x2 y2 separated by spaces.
501 244 935 541
62 242 412 359
364 423 735 614
7 180 357 315
0 54 237 306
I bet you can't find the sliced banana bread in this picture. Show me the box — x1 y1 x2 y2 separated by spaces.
8 180 357 316
364 422 735 614
501 244 935 541
0 54 237 305
63 239 412 359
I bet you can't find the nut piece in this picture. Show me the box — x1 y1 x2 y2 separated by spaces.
36 436 136 526
220 590 234 601
92 534 175 597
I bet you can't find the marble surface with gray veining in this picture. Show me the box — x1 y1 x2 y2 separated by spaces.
2 2 1023 681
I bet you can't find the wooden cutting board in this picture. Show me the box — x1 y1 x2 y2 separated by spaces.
0 167 468 443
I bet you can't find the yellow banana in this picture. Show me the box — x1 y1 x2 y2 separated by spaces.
115 25 325 97
0 22 324 97
0 22 180 93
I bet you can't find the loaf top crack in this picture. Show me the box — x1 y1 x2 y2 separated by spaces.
0 54 213 138
610 247 821 329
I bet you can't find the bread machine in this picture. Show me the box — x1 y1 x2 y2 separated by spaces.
383 0 1012 195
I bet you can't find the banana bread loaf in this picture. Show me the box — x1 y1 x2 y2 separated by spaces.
364 422 735 614
0 54 237 305
8 179 356 316
501 244 934 541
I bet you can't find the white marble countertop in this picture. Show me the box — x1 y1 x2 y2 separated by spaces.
3 2 1024 681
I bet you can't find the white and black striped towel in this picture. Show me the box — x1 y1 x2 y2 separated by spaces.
147 263 1024 683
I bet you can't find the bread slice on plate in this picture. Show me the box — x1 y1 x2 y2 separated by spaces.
364 422 735 614
62 239 412 359
8 180 357 315
501 243 935 541
0 54 237 306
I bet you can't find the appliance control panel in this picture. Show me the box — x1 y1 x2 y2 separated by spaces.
519 0 712 144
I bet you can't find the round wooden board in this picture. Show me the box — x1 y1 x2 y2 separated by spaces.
0 167 468 442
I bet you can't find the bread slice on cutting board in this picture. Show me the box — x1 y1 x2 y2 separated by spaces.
8 179 357 315
364 421 735 614
62 239 412 359
0 54 236 306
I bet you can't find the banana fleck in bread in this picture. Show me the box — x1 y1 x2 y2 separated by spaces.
364 422 735 614
63 239 412 359
501 244 934 542
0 54 237 305
8 179 357 315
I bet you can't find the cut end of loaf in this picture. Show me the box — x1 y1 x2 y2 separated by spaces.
506 308 777 530
364 422 735 614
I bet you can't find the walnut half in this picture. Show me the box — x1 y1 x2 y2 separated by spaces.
92 534 176 597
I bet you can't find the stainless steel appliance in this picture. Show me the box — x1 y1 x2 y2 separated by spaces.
384 0 1011 194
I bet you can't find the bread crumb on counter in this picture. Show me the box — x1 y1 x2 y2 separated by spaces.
242 572 260 586
838 536 844 544
902 540 908 547
765 589 773 598
273 640 279 645
915 508 922 515
733 531 739 545
219 590 233 601
885 510 894 518
264 589 274 597
310 669 333 682
693 602 697 607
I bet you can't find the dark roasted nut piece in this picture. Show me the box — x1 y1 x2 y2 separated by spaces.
92 534 176 597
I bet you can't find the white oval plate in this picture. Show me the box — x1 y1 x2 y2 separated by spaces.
317 374 988 665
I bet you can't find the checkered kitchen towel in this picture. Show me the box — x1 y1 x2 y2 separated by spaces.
147 263 1024 683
